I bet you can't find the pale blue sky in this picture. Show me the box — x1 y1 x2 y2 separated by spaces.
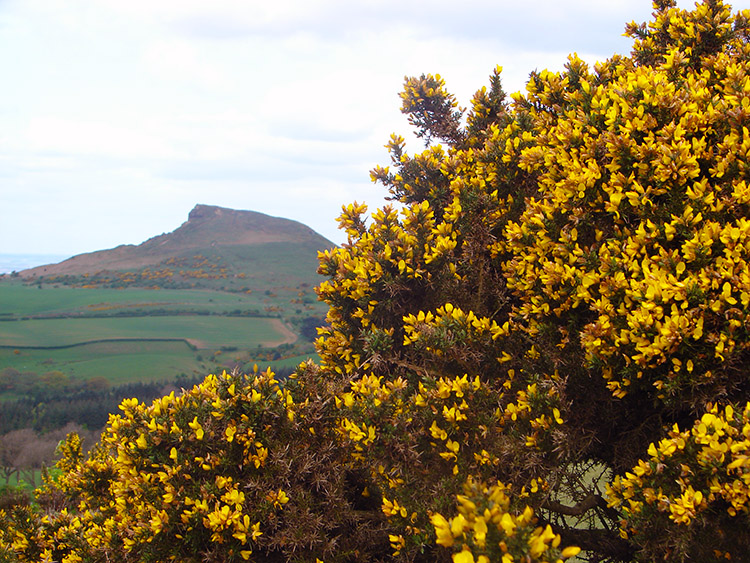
1 0 745 263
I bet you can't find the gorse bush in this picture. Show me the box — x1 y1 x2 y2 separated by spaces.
4 1 750 561
2 366 388 563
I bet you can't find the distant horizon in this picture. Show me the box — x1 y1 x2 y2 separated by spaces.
0 253 72 275
0 203 342 275
0 203 339 275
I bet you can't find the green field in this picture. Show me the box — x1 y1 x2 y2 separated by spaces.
0 281 323 385
0 341 203 385
0 316 292 349
1 342 317 385
0 281 320 317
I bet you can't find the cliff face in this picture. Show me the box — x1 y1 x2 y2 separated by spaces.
21 205 335 277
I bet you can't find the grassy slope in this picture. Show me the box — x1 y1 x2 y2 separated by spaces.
0 281 315 316
0 316 290 349
0 343 201 386
0 281 324 385
0 345 316 386
0 205 333 386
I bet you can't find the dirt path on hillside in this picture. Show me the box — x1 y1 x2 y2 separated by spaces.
185 319 296 349
267 319 297 346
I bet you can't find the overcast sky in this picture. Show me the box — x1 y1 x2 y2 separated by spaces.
2 0 747 263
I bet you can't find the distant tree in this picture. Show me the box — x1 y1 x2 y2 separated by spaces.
0 430 36 486
15 437 57 488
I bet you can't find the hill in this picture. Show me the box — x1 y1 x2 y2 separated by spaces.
19 204 336 291
0 206 332 430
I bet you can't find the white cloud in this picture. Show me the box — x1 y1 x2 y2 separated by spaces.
23 117 179 161
2 0 749 257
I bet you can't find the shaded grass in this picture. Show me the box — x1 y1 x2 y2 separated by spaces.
0 281 265 316
0 316 290 349
0 279 322 389
45 351 203 386
3 285 327 320
1 341 318 386
0 341 203 385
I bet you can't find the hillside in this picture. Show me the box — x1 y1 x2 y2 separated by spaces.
18 204 336 291
21 204 334 277
0 205 332 428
